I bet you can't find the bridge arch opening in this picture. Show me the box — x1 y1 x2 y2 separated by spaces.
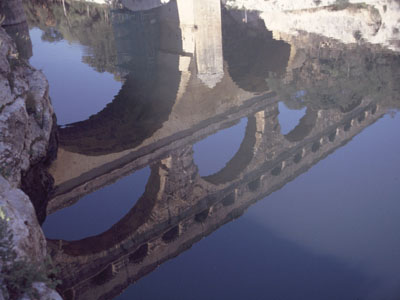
344 120 352 132
282 107 318 143
43 166 151 241
46 164 162 256
278 102 307 135
58 2 183 156
28 27 122 126
129 244 149 264
91 265 113 286
371 104 377 115
293 151 303 164
162 225 180 243
193 116 258 185
358 112 366 123
58 64 181 156
195 208 210 223
328 130 338 142
311 140 321 152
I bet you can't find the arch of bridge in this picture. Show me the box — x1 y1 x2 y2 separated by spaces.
47 163 163 256
48 101 345 255
48 100 384 300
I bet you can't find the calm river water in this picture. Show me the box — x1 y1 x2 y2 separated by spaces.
22 0 400 299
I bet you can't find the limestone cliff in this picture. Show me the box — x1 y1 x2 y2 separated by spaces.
0 29 55 187
0 1 61 298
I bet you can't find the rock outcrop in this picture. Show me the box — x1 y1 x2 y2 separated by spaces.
0 0 27 26
0 28 55 189
0 176 46 260
1 1 61 299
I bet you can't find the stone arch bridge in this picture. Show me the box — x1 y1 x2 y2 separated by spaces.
46 93 385 300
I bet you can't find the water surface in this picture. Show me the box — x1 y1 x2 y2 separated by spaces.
22 0 400 299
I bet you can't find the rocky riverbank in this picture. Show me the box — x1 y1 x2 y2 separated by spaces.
0 0 61 298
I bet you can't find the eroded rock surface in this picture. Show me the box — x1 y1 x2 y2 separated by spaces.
0 176 46 260
1 3 61 298
0 0 27 26
0 28 55 188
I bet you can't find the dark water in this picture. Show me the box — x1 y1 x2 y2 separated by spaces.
22 0 400 299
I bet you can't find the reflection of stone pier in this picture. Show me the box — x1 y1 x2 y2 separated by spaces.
118 0 224 86
159 0 224 88
193 0 224 88
48 97 385 300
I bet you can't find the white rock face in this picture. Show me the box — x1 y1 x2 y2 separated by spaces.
0 176 46 260
0 14 62 300
20 283 63 300
225 0 400 52
0 28 54 187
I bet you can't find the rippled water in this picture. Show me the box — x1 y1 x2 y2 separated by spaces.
21 0 400 299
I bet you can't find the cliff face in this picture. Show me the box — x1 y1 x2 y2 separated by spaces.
0 1 61 298
0 28 55 188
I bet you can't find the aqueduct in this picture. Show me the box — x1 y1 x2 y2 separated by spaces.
27 1 399 299
47 95 385 300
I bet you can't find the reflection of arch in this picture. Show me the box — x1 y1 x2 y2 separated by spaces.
202 116 257 185
222 9 290 93
284 108 318 143
48 164 161 256
59 66 180 155
50 100 386 300
58 2 182 156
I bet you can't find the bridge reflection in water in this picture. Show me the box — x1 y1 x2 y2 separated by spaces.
47 94 385 300
24 0 400 299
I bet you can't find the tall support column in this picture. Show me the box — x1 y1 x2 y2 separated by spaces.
192 0 224 88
